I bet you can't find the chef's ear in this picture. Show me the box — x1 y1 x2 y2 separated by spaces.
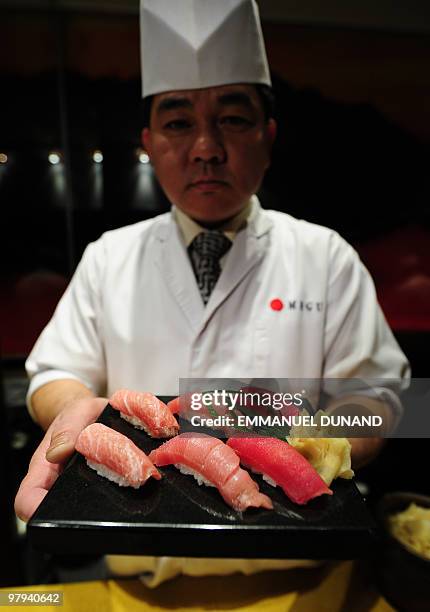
266 118 277 150
141 128 152 158
263 119 277 171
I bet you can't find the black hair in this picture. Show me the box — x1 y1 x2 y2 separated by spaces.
255 84 276 123
141 83 275 128
142 95 153 129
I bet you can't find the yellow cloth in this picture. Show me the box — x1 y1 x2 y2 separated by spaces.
0 561 395 611
106 556 320 588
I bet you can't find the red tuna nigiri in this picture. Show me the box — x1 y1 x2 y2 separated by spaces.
149 433 273 512
76 423 161 488
227 437 332 505
110 389 179 438
167 397 179 414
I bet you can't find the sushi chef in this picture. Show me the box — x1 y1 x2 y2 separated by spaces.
16 0 409 585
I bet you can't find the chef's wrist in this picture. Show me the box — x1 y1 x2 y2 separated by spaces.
325 394 394 437
32 379 96 431
348 437 386 469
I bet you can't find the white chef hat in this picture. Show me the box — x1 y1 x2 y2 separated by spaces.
140 0 271 98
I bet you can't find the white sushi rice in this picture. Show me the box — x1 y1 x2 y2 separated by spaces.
262 473 278 488
244 463 278 488
120 412 177 438
175 464 215 488
86 459 141 489
121 412 152 435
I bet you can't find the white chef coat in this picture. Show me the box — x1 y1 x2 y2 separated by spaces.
26 196 409 417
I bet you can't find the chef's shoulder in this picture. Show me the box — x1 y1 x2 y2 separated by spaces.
78 212 171 271
267 209 359 269
67 213 171 292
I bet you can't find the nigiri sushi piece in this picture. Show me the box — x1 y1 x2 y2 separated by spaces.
75 423 161 488
110 389 179 438
166 394 239 437
167 395 185 414
149 433 273 512
227 437 332 505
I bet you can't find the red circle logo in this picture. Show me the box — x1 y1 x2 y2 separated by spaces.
270 298 284 311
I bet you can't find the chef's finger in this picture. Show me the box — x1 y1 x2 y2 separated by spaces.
46 397 107 463
15 429 62 522
15 480 54 523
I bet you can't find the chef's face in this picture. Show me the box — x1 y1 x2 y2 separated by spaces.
142 84 276 225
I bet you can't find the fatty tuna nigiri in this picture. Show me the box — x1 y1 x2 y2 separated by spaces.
76 423 161 488
110 389 179 438
227 437 332 505
149 433 273 512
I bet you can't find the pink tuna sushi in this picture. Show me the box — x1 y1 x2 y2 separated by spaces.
75 423 161 488
166 395 184 414
110 389 179 438
149 433 273 512
227 437 332 505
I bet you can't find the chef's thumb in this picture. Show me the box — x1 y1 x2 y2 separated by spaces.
46 397 108 464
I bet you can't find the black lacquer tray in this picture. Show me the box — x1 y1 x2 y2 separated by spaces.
28 400 377 558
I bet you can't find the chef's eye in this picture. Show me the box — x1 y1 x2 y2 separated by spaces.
220 115 254 130
164 119 192 131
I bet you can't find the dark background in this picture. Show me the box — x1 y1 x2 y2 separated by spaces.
0 1 429 587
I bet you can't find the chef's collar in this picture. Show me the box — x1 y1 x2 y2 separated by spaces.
173 201 252 247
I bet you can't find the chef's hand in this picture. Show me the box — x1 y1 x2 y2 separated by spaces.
14 397 107 522
348 437 385 469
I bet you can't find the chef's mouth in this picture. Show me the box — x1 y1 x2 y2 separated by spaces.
188 180 229 189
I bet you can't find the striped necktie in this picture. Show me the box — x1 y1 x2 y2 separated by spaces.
189 231 232 304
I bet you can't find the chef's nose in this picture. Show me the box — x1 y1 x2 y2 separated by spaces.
190 125 226 165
